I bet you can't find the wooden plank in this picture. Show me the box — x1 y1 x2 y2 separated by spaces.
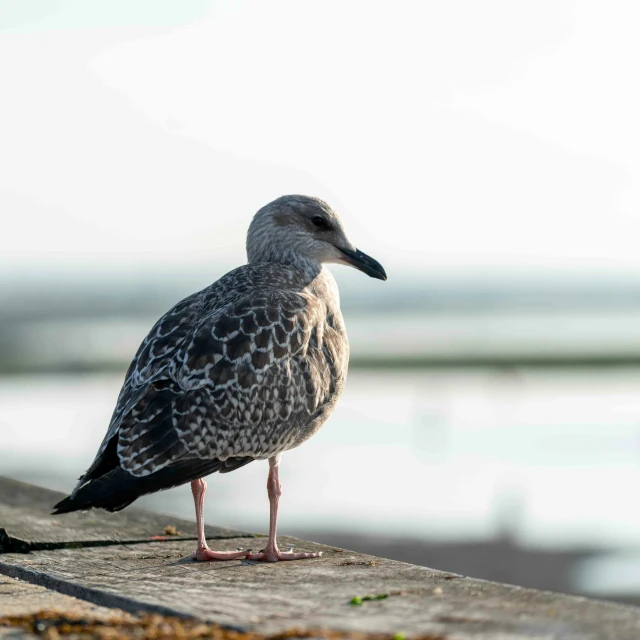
0 476 257 552
2 538 640 639
0 574 134 619
0 576 411 640
0 576 256 640
0 574 136 638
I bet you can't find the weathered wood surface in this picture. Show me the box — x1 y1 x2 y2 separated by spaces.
0 476 255 552
0 574 132 619
0 574 135 638
2 478 640 639
2 537 640 639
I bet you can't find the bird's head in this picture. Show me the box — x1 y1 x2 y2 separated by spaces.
246 195 387 281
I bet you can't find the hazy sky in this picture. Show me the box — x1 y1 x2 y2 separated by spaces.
2 1 640 275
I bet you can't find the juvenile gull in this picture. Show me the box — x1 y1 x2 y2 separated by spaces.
53 195 386 562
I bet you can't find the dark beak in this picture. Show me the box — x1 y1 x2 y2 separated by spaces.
339 247 387 281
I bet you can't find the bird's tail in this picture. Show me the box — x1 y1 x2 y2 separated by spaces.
52 468 140 514
51 456 256 515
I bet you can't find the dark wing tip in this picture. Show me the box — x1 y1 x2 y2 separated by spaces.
51 495 79 515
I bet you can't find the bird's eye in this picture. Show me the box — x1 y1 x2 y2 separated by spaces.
311 215 326 228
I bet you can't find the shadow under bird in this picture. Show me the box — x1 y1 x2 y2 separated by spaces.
53 195 386 562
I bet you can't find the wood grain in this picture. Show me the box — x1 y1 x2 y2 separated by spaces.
3 537 640 639
3 477 640 639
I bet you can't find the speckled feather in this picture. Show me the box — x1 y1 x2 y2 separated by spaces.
72 262 348 504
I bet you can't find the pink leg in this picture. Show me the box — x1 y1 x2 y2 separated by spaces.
191 478 247 561
246 456 322 562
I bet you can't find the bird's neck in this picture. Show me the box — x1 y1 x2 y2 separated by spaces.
248 250 341 308
250 249 323 283
310 266 341 310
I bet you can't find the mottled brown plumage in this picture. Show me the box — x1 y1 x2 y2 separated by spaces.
53 195 386 562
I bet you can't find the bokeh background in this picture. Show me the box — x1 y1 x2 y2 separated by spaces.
3 0 640 604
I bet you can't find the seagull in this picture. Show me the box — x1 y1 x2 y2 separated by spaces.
53 195 386 562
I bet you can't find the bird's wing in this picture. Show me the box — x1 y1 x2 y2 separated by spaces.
81 287 344 487
76 289 206 486
114 288 343 477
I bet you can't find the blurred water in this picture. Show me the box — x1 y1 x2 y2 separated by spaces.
2 367 640 547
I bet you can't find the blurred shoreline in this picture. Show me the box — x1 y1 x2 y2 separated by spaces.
5 267 640 373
